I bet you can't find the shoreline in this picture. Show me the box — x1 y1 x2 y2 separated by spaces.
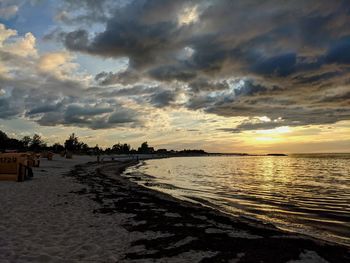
123 158 350 248
71 160 350 262
1 157 349 262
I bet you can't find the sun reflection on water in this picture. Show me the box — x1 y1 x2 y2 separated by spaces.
125 155 350 246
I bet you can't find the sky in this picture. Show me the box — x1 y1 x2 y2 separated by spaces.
0 0 349 153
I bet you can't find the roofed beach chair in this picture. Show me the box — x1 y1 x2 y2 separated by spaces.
41 151 54 160
0 153 33 182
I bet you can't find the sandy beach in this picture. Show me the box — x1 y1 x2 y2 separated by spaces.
0 156 349 262
0 156 131 262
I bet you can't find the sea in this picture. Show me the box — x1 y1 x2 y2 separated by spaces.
124 154 350 247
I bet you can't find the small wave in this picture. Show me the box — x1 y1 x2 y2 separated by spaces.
124 155 350 247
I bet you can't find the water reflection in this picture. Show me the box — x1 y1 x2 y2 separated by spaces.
125 154 350 246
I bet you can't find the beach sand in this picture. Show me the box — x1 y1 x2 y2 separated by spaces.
0 156 132 262
0 156 349 262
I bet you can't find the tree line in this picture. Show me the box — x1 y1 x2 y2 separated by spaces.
0 130 206 155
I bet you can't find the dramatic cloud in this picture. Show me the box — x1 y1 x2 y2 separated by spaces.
0 23 144 130
149 89 179 108
1 1 350 137
32 103 142 130
52 0 350 132
95 69 140 85
37 52 78 79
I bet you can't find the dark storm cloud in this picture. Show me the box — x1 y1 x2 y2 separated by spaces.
320 91 350 104
234 81 267 97
293 71 341 85
64 30 90 52
63 20 180 67
0 97 21 119
108 109 139 124
188 79 229 93
95 70 140 85
61 1 350 70
149 89 178 108
0 72 143 130
91 84 183 109
35 103 142 129
27 103 63 115
187 80 270 110
325 36 350 64
148 65 197 82
65 104 113 117
251 53 297 77
25 0 350 130
92 84 164 99
209 104 350 128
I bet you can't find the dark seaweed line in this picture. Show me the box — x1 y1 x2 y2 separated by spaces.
66 161 350 263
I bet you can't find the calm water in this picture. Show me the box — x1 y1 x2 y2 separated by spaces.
124 154 350 246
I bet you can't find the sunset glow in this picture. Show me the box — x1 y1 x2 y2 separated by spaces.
0 0 349 153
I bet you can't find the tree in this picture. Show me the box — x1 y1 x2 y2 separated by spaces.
93 144 101 155
1 131 38 151
21 136 31 149
122 143 130 154
138 141 153 154
130 149 137 154
112 142 122 153
52 143 65 153
30 134 45 151
78 142 89 152
112 142 131 154
6 138 24 150
105 147 112 154
156 148 167 154
0 130 8 141
64 133 79 151
0 130 9 149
